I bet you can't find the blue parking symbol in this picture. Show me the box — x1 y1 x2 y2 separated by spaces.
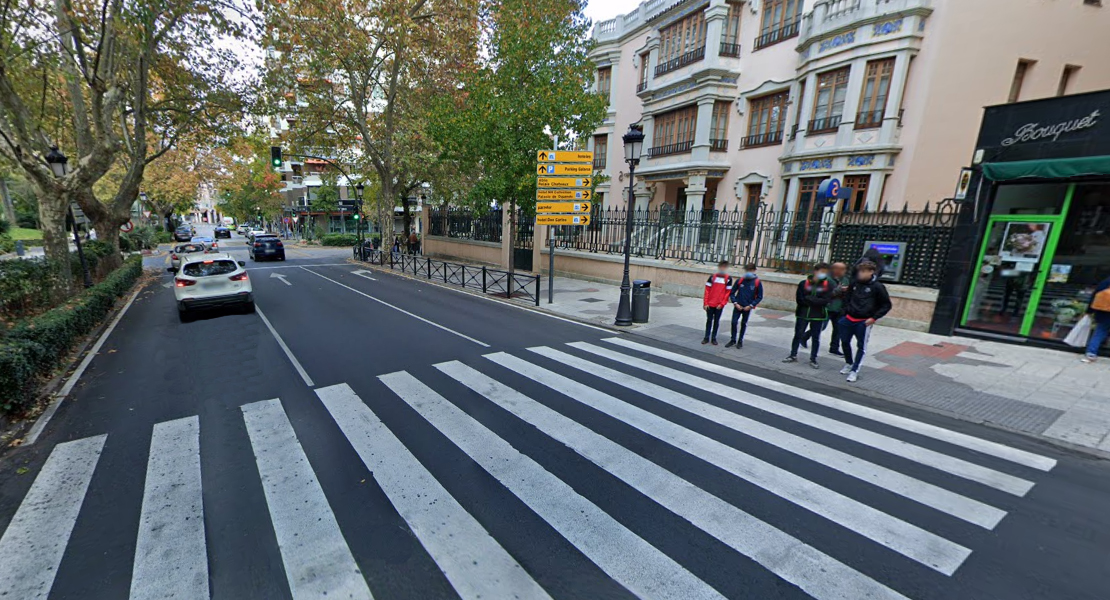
546 165 555 174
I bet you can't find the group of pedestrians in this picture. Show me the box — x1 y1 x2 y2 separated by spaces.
702 253 892 383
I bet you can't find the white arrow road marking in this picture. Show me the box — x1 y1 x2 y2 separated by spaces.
162 281 174 289
270 273 292 286
351 270 377 281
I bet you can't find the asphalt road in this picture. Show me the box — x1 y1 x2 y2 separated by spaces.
1 227 1108 600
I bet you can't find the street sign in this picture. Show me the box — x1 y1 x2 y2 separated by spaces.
538 163 592 176
537 202 591 213
119 221 134 233
537 189 591 201
536 214 590 226
818 178 853 206
537 176 591 188
537 150 593 163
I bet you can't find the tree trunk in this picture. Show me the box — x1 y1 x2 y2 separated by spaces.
0 178 15 225
38 197 74 294
96 222 123 271
401 198 412 239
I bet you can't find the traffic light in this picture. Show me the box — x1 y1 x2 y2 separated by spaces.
270 146 282 168
352 213 360 220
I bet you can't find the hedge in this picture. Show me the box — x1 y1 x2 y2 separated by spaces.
320 233 358 246
0 256 143 414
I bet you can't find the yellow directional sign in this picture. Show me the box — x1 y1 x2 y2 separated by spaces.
537 176 591 188
536 214 590 226
537 201 591 213
537 163 592 176
537 189 590 201
537 150 593 163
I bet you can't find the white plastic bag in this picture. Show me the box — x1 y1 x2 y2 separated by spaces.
1064 314 1092 347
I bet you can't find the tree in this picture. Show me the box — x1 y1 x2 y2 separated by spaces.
140 140 227 230
218 137 284 224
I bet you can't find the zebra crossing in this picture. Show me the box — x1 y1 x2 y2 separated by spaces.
0 337 1058 599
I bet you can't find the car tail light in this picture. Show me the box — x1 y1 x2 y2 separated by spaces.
254 243 262 247
229 272 248 282
175 278 196 287
274 240 283 247
171 253 178 260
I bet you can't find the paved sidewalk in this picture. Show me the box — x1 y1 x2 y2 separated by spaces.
539 275 1110 454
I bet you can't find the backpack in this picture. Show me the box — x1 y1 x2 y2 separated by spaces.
1092 288 1110 312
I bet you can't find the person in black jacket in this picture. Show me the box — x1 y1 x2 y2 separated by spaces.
726 263 763 349
837 261 893 382
784 262 833 368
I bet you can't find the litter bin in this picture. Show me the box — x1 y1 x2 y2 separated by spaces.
631 280 651 323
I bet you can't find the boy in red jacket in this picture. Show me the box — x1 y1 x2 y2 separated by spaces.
702 260 732 345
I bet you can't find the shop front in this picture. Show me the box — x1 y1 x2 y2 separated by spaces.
932 90 1110 352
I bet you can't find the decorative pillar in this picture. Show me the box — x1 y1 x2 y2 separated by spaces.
500 204 512 270
641 114 656 154
704 0 728 64
793 71 818 148
838 57 868 145
533 223 548 275
692 98 716 162
865 171 886 210
880 51 913 144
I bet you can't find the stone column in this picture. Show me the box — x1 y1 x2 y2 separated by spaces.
704 0 728 65
500 204 512 270
641 114 656 154
880 51 913 144
692 98 716 162
838 57 868 145
793 71 818 148
865 171 886 210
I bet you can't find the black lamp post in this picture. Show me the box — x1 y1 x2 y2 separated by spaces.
355 182 366 258
45 146 92 289
139 191 148 226
614 123 644 327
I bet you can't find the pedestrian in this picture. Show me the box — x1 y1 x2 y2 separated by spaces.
726 262 763 349
826 261 850 356
702 260 733 346
409 230 420 255
784 262 833 369
392 237 401 254
1081 275 1110 363
854 247 887 280
837 261 893 382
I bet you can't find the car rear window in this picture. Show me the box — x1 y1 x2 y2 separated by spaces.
182 260 238 277
174 244 205 253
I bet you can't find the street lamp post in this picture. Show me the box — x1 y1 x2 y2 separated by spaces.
614 124 644 327
355 182 365 259
45 146 92 289
139 191 148 226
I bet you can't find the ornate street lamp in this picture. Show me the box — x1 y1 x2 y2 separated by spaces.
45 146 92 289
355 181 366 258
614 123 644 327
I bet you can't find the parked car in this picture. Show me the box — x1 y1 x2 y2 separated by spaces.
170 243 207 271
174 226 193 242
249 235 285 261
213 226 231 239
191 236 218 252
236 224 251 235
171 253 253 322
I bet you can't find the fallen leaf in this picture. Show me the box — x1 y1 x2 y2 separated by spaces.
107 349 117 354
16 467 29 475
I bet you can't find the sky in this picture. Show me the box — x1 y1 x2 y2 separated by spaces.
585 0 643 23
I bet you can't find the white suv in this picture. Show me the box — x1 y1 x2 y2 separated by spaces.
171 253 254 321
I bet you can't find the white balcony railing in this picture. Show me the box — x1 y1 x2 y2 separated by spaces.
800 0 931 45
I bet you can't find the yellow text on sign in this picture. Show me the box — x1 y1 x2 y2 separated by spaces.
537 163 592 176
537 150 593 163
537 190 590 201
536 214 591 226
536 176 591 188
537 202 591 213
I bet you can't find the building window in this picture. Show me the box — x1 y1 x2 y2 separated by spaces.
1008 59 1035 103
650 105 698 157
755 0 802 50
842 174 871 213
743 91 788 148
710 101 730 151
811 67 850 133
1057 64 1080 96
856 58 894 129
657 10 706 76
637 53 650 92
597 67 612 96
791 177 825 246
720 2 742 57
593 135 607 170
743 183 762 236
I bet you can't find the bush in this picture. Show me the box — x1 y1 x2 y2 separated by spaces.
16 210 38 229
0 259 67 317
0 256 142 414
0 218 9 236
321 233 358 246
153 231 173 244
0 235 13 255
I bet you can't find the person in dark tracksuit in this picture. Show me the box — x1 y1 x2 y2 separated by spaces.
826 261 851 356
726 262 763 349
838 261 893 382
784 262 833 369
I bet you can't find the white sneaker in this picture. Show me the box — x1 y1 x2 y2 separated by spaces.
839 365 854 375
846 371 859 383
1081 354 1096 363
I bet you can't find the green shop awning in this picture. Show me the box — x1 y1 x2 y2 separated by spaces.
982 155 1110 181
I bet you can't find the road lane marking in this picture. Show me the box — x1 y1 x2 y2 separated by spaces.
316 383 552 600
0 435 106 598
246 263 351 270
130 417 208 600
25 287 142 446
255 305 314 387
379 371 725 600
535 346 1005 529
270 272 292 286
351 270 377 281
437 360 910 600
487 352 972 576
301 267 489 347
602 338 1058 473
241 399 373 600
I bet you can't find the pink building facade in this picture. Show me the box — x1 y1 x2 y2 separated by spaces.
588 0 1110 217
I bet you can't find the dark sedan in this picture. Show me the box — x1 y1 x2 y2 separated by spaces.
213 226 232 239
248 235 286 261
173 227 192 242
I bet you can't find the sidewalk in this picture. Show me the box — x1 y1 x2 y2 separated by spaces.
539 274 1110 455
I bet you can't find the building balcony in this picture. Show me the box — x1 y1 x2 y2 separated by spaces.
654 46 705 77
855 109 884 129
709 138 729 152
593 157 607 170
754 19 801 51
637 81 649 93
741 130 784 149
799 0 933 48
808 115 843 134
648 140 694 157
719 42 741 58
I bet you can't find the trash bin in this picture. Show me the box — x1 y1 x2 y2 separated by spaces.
631 280 651 323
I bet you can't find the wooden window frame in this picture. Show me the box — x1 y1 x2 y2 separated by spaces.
597 67 612 96
856 58 894 129
810 67 850 133
755 0 802 50
638 53 650 92
593 135 608 170
791 177 825 247
743 91 789 148
657 10 707 75
842 174 871 213
650 105 698 156
710 101 730 151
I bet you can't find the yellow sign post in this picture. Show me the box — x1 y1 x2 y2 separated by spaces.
537 190 591 201
537 163 592 176
536 201 591 213
537 176 591 188
536 214 590 226
537 150 593 163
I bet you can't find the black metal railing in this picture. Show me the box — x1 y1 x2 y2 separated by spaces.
427 208 502 243
593 157 607 170
855 109 885 129
359 249 540 306
709 138 728 151
808 115 843 133
654 46 706 76
648 140 694 157
636 81 649 93
754 20 801 50
719 41 741 57
741 130 784 148
548 200 959 288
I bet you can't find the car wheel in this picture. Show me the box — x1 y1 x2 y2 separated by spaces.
243 301 256 314
178 309 190 323
279 254 286 261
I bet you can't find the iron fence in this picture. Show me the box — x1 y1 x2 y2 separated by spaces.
360 249 540 306
427 208 502 243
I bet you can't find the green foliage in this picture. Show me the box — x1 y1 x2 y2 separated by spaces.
119 227 158 253
320 233 358 247
0 257 143 414
0 260 71 318
218 136 286 223
0 218 9 236
153 231 173 244
0 235 14 254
